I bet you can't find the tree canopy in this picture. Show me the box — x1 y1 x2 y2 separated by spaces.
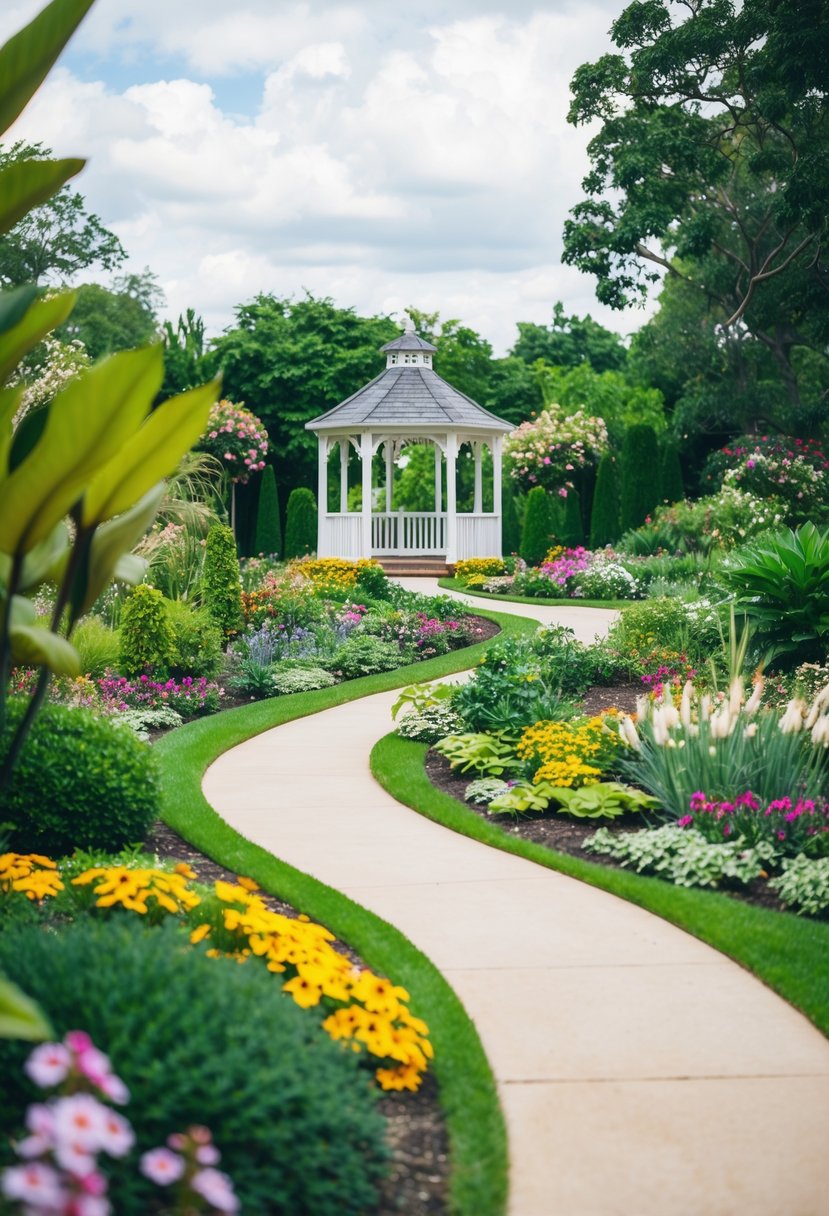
55 269 162 359
511 302 627 373
0 140 126 286
563 0 829 411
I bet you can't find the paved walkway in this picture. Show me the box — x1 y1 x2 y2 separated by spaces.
204 586 829 1215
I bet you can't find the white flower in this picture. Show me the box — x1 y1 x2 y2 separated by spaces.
778 699 806 734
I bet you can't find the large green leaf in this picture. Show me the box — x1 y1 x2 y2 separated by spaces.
0 345 163 555
0 976 53 1041
0 157 85 236
0 285 39 334
18 520 69 591
0 0 95 136
73 484 165 616
9 622 80 675
0 384 24 477
82 377 220 525
0 290 76 384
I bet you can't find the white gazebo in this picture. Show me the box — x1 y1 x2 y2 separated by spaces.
305 318 513 565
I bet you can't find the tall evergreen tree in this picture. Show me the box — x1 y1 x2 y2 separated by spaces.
520 486 553 566
589 453 621 547
284 487 317 559
620 425 660 533
254 465 282 558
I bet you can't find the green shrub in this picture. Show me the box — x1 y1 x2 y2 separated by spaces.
560 488 584 547
589 453 621 547
520 486 553 565
659 440 684 506
71 615 121 678
620 423 660 533
0 918 389 1216
618 486 783 556
255 464 282 557
453 664 578 734
202 523 243 638
284 487 318 559
330 635 403 678
0 701 159 855
501 487 521 555
119 584 174 677
355 561 392 600
605 597 721 670
718 522 829 667
271 666 336 694
165 599 224 678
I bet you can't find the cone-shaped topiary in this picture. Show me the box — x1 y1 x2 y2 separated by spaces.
255 464 282 557
520 486 553 565
501 486 521 555
560 487 584 547
202 523 242 638
119 584 174 677
659 439 685 507
284 487 318 559
620 424 660 533
589 453 621 547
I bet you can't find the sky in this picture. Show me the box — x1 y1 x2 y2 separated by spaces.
3 0 653 356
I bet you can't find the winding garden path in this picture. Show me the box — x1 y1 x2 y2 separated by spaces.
203 585 829 1215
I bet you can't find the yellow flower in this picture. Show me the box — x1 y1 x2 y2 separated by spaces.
190 923 212 944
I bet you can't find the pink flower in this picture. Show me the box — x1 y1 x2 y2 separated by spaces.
52 1094 107 1154
140 1147 186 1185
2 1161 65 1207
191 1167 240 1213
25 1042 71 1088
96 1109 134 1158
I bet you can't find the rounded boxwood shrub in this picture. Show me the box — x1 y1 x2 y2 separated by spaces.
0 918 389 1216
119 583 174 677
0 700 159 855
331 635 403 679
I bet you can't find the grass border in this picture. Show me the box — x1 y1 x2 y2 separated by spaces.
154 608 534 1216
370 733 829 1037
438 576 628 610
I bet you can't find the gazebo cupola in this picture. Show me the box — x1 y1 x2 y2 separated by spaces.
305 315 513 566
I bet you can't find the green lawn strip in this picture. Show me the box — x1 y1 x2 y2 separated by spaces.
438 577 628 610
371 733 829 1036
154 610 528 1216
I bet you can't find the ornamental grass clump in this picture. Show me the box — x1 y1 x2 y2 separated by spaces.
617 676 829 819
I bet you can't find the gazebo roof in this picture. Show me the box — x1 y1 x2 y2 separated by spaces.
306 365 513 433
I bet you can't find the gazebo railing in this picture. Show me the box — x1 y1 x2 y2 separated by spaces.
371 511 447 555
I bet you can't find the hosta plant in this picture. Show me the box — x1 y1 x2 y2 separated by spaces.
584 825 776 890
433 732 519 778
768 856 829 918
718 522 829 667
464 778 510 806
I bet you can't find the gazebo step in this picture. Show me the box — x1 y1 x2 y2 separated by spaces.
377 557 451 577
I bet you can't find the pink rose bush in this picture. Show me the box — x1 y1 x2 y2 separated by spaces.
199 399 269 484
504 402 608 496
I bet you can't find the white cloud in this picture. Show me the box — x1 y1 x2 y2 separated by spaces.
2 0 653 357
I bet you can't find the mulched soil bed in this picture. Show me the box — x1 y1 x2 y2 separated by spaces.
424 681 789 916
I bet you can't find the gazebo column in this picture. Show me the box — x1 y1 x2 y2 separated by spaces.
445 433 458 564
360 431 373 558
434 444 442 512
316 436 328 555
473 441 483 514
339 439 349 512
384 441 394 513
493 434 503 557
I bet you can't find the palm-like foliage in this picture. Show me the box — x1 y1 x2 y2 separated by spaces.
719 523 829 667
